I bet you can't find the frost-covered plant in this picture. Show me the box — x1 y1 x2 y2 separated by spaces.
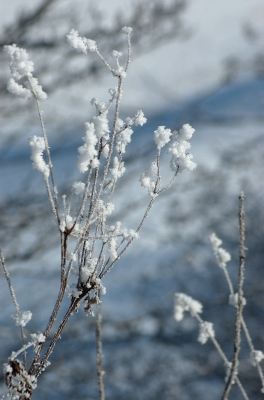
174 194 264 399
2 28 196 399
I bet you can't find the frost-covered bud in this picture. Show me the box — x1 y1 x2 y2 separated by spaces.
30 332 45 343
72 181 85 195
66 29 98 53
122 26 133 34
110 157 125 180
198 321 215 344
122 228 139 240
174 293 203 321
112 66 127 78
178 123 195 141
209 233 222 249
218 248 231 265
168 124 196 173
109 87 119 100
66 29 93 54
77 122 98 173
154 126 172 149
108 237 117 261
229 293 247 308
93 112 110 140
59 218 66 232
67 252 77 262
7 78 32 99
170 152 196 173
112 50 122 58
11 311 32 327
140 161 158 197
97 200 115 221
29 136 50 178
65 214 80 232
250 350 264 366
28 76 47 100
81 266 93 282
86 39 97 52
69 284 82 299
134 110 147 126
116 123 133 154
5 45 47 101
210 233 231 268
66 29 85 52
100 284 107 295
5 44 34 80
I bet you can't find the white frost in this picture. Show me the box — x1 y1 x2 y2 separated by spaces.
134 110 147 126
7 78 32 99
72 181 85 195
140 161 158 197
4 44 34 80
229 293 247 308
29 136 50 178
198 321 215 344
30 332 45 343
168 124 196 173
154 126 172 149
174 293 203 321
77 122 98 173
110 157 125 180
108 237 117 261
210 233 231 268
122 26 133 34
66 29 97 54
28 76 47 101
11 311 32 327
250 350 264 366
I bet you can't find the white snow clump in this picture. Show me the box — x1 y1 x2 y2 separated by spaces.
77 122 99 173
168 124 196 173
29 136 50 178
174 293 203 321
210 233 231 268
11 311 32 327
66 29 97 54
250 350 264 367
5 44 47 100
229 293 247 308
198 321 215 344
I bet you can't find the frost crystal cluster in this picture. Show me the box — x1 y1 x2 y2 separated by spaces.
174 293 203 321
210 232 231 268
4 44 47 101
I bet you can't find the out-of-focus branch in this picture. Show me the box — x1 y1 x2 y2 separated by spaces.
0 0 189 124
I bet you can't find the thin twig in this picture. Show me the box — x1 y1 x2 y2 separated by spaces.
222 192 246 400
0 250 27 367
36 295 85 378
96 298 105 400
28 76 59 224
124 29 132 73
29 233 69 375
194 313 249 400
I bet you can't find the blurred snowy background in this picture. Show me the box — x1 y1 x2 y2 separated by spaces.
1 0 264 399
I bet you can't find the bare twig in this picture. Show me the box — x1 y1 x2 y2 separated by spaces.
28 76 60 224
222 192 246 400
96 298 105 400
194 313 249 400
0 250 27 367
